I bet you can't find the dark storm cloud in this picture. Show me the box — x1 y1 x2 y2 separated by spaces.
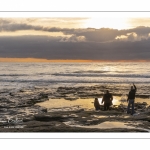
0 35 150 60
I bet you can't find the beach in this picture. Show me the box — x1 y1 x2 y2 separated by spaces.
0 62 150 132
0 82 150 132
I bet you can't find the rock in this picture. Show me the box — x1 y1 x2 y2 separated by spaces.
34 114 64 121
142 102 148 105
23 116 35 122
38 107 47 113
39 93 48 99
64 97 78 100
74 109 84 113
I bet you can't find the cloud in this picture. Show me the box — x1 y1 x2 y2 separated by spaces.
116 32 138 41
0 35 150 60
129 26 150 36
60 35 86 42
0 19 150 61
0 21 77 33
0 18 88 31
73 27 150 42
1 18 150 43
116 32 150 41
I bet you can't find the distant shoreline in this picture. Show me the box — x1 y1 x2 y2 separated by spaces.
0 58 150 63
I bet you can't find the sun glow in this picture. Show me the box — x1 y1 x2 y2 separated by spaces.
84 17 130 30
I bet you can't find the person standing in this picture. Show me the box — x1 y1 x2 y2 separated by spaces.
101 90 113 111
127 83 137 115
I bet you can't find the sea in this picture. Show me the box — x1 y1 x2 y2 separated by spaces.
0 62 150 96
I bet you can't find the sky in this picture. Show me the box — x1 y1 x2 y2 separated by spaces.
0 14 150 62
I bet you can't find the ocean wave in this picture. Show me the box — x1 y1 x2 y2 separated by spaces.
75 70 131 74
74 70 110 74
52 73 150 78
1 79 150 84
0 74 28 76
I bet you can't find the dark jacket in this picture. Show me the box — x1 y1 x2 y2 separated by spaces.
128 85 137 100
102 93 113 104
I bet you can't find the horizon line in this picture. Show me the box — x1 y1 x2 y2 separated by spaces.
0 58 150 63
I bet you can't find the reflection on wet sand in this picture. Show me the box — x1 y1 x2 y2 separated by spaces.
64 120 150 132
64 121 138 129
36 97 150 112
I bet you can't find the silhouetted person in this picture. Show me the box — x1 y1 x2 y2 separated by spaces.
127 83 137 115
94 98 100 110
102 90 113 111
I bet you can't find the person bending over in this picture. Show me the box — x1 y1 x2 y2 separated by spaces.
94 98 100 110
102 90 113 111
